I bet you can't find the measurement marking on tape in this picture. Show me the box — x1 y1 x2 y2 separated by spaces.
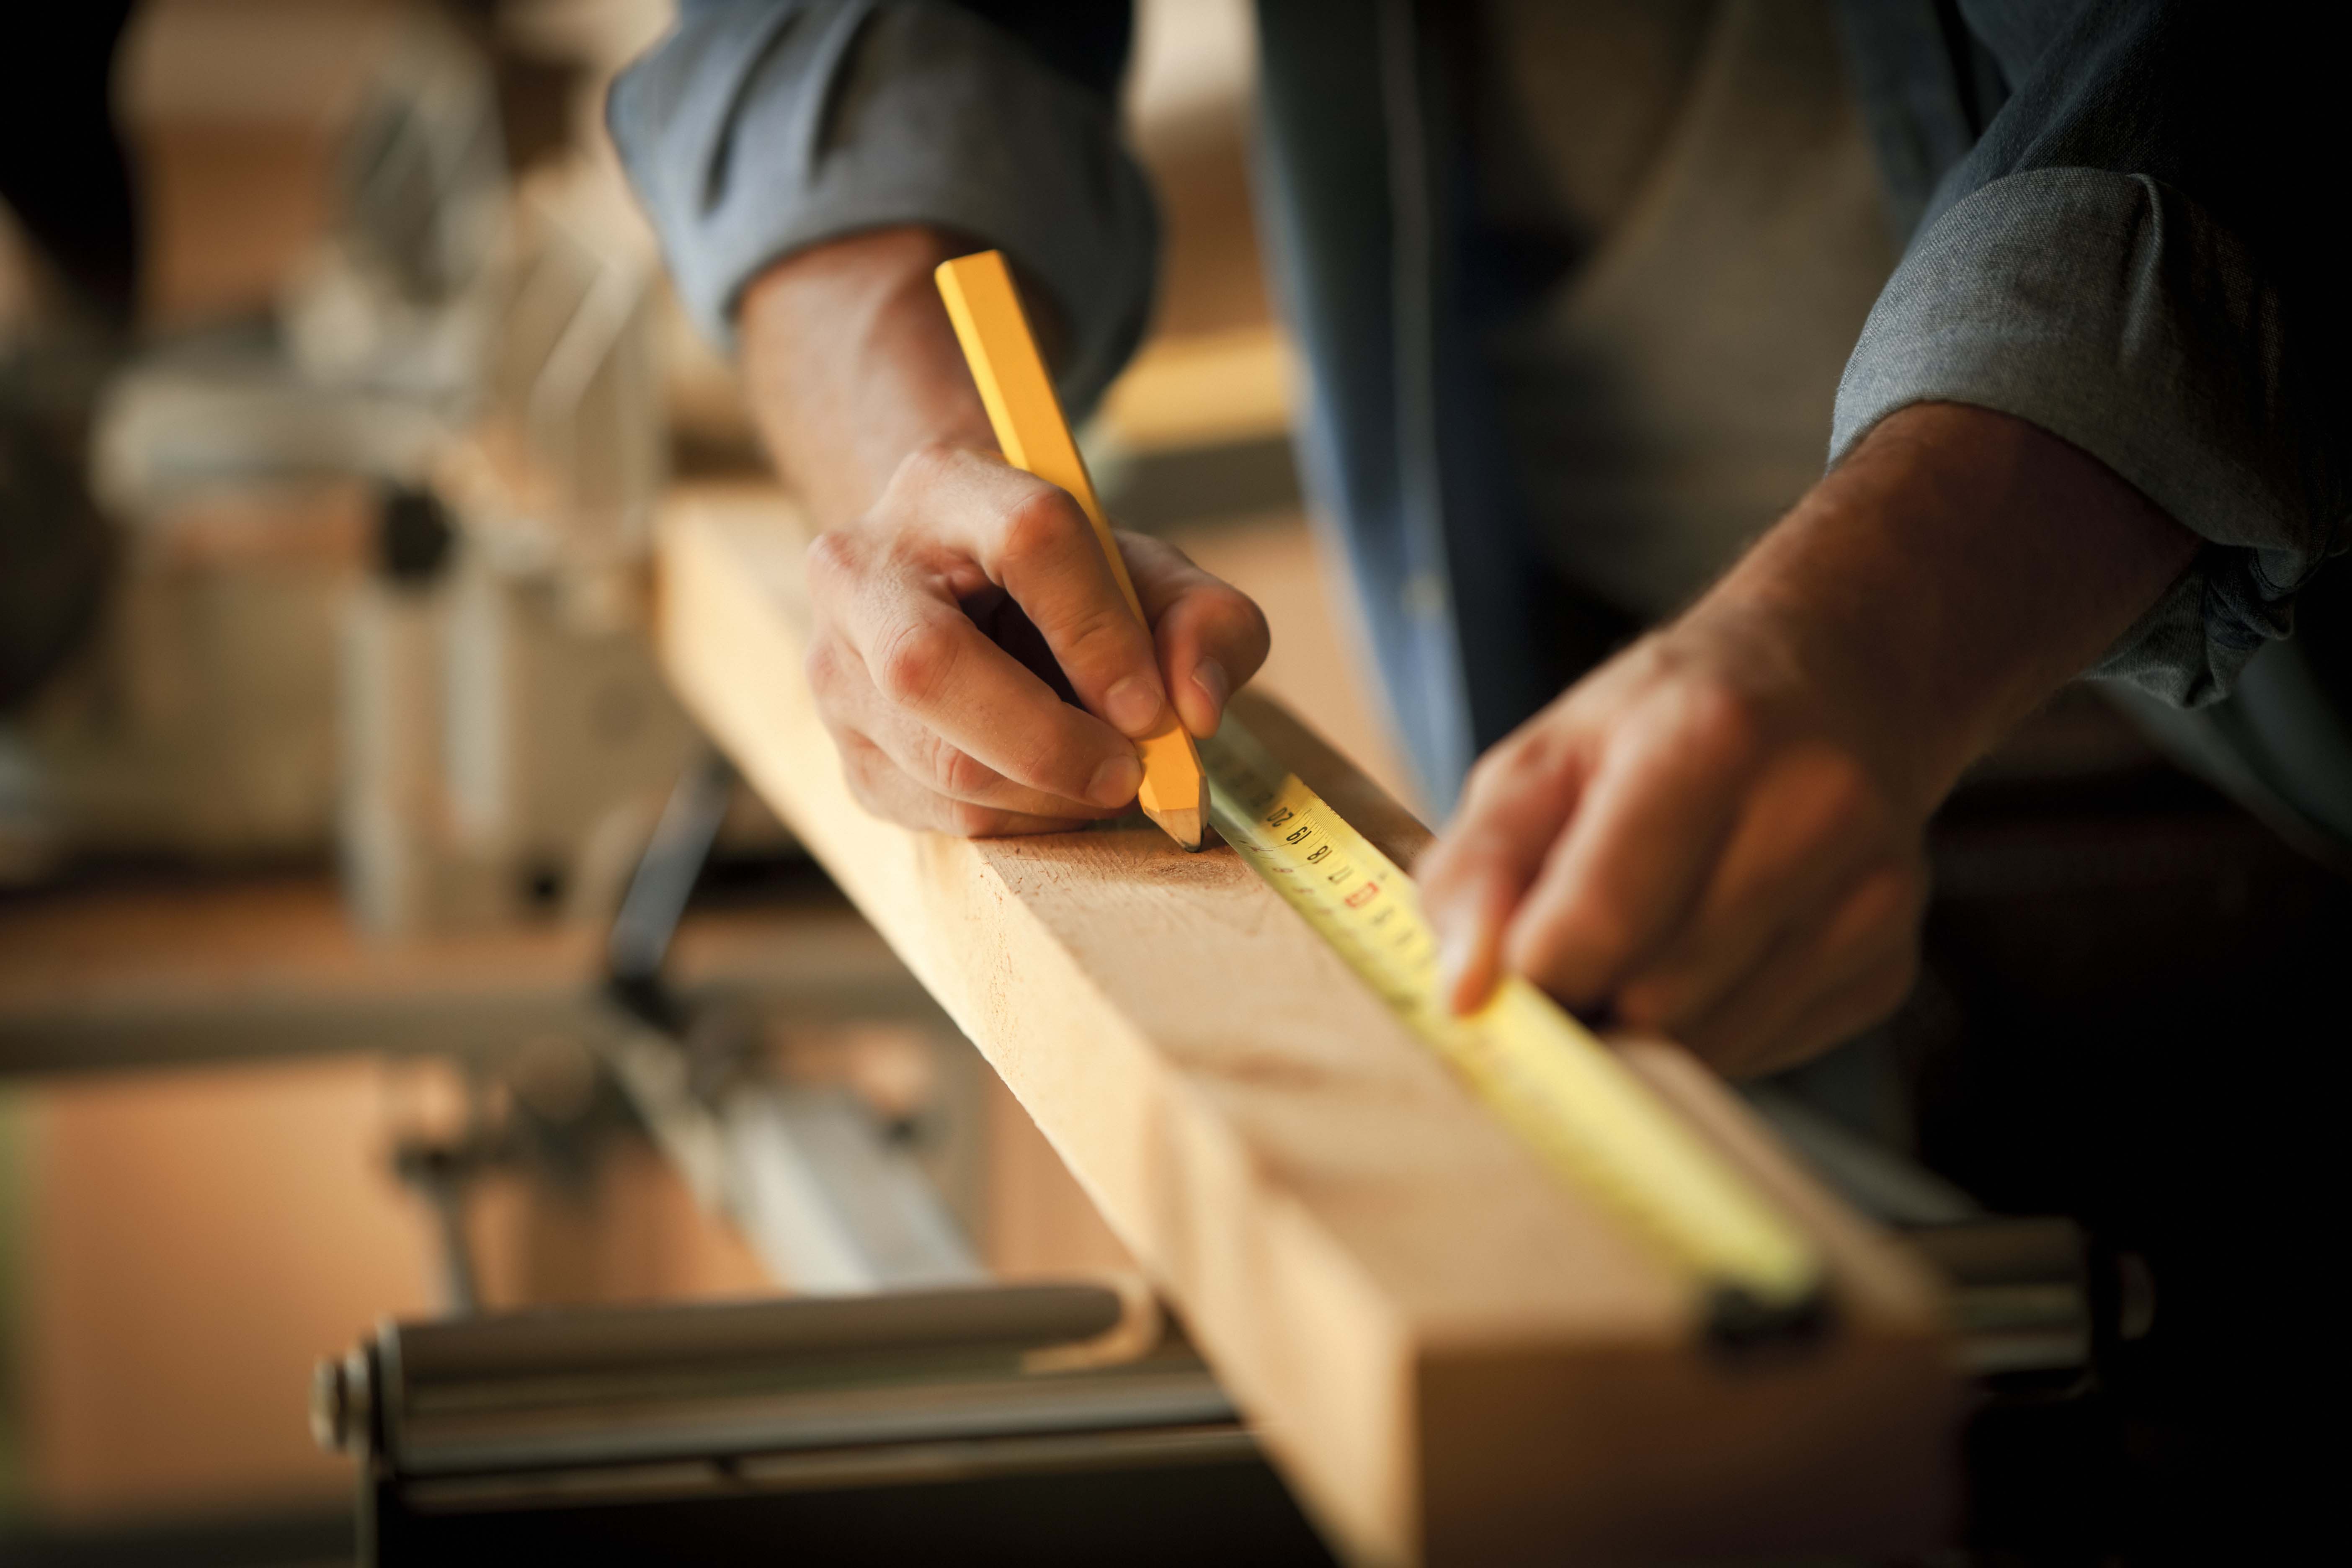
1202 723 1824 1333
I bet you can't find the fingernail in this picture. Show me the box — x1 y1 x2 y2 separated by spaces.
1191 658 1230 722
1104 675 1166 738
1435 920 1473 1008
1433 906 1490 1016
1088 752 1144 808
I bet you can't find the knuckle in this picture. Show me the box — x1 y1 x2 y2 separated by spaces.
838 741 888 805
1794 748 1879 837
1060 601 1146 671
1675 678 1765 767
872 621 957 708
997 488 1084 569
1467 732 1542 797
1478 724 1578 804
933 742 999 800
1464 745 1520 799
802 637 846 699
1459 751 1506 804
1206 587 1273 658
805 529 861 592
889 441 964 501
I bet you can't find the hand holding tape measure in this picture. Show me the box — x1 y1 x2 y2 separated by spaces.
937 250 1826 1338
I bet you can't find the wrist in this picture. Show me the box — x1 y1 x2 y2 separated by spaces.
1672 402 2197 809
738 227 998 528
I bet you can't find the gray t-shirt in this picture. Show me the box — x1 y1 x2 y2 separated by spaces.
1473 0 1894 621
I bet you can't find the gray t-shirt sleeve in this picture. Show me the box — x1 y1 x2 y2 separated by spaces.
606 0 1157 417
1828 2 2350 708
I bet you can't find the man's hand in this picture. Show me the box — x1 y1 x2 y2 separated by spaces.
803 444 1265 835
1420 616 1929 1078
1421 402 2200 1076
738 227 1266 836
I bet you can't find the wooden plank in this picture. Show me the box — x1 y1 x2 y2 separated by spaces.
654 484 1960 1565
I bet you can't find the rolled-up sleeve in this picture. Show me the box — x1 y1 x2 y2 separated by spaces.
606 0 1157 415
1829 2 2351 707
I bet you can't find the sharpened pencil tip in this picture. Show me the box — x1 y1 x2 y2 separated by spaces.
1143 805 1204 851
1142 766 1207 849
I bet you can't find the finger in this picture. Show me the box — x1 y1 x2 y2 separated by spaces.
1746 945 1920 1078
812 531 1145 810
928 455 1170 740
1609 748 1886 1035
1418 715 1592 1014
1678 854 1925 1076
1122 532 1271 738
809 634 1124 820
836 730 1099 838
1502 683 1761 1014
853 696 1131 821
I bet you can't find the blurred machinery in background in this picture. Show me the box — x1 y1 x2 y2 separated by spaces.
6 0 999 1345
0 0 1299 932
8 0 739 936
309 1281 1333 1568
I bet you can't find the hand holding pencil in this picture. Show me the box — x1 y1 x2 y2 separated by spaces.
769 229 1267 844
934 250 1211 848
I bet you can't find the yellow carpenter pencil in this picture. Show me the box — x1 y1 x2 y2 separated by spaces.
935 249 1208 849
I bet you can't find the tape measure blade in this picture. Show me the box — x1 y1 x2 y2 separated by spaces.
1204 718 1825 1327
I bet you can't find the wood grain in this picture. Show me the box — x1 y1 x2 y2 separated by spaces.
655 484 1960 1565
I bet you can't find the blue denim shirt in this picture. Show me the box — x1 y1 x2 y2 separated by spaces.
609 0 2350 808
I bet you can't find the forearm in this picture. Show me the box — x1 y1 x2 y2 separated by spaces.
736 226 998 530
1695 401 2200 810
1422 400 2199 1072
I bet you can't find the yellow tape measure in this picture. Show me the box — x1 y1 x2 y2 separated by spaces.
1202 722 1826 1340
